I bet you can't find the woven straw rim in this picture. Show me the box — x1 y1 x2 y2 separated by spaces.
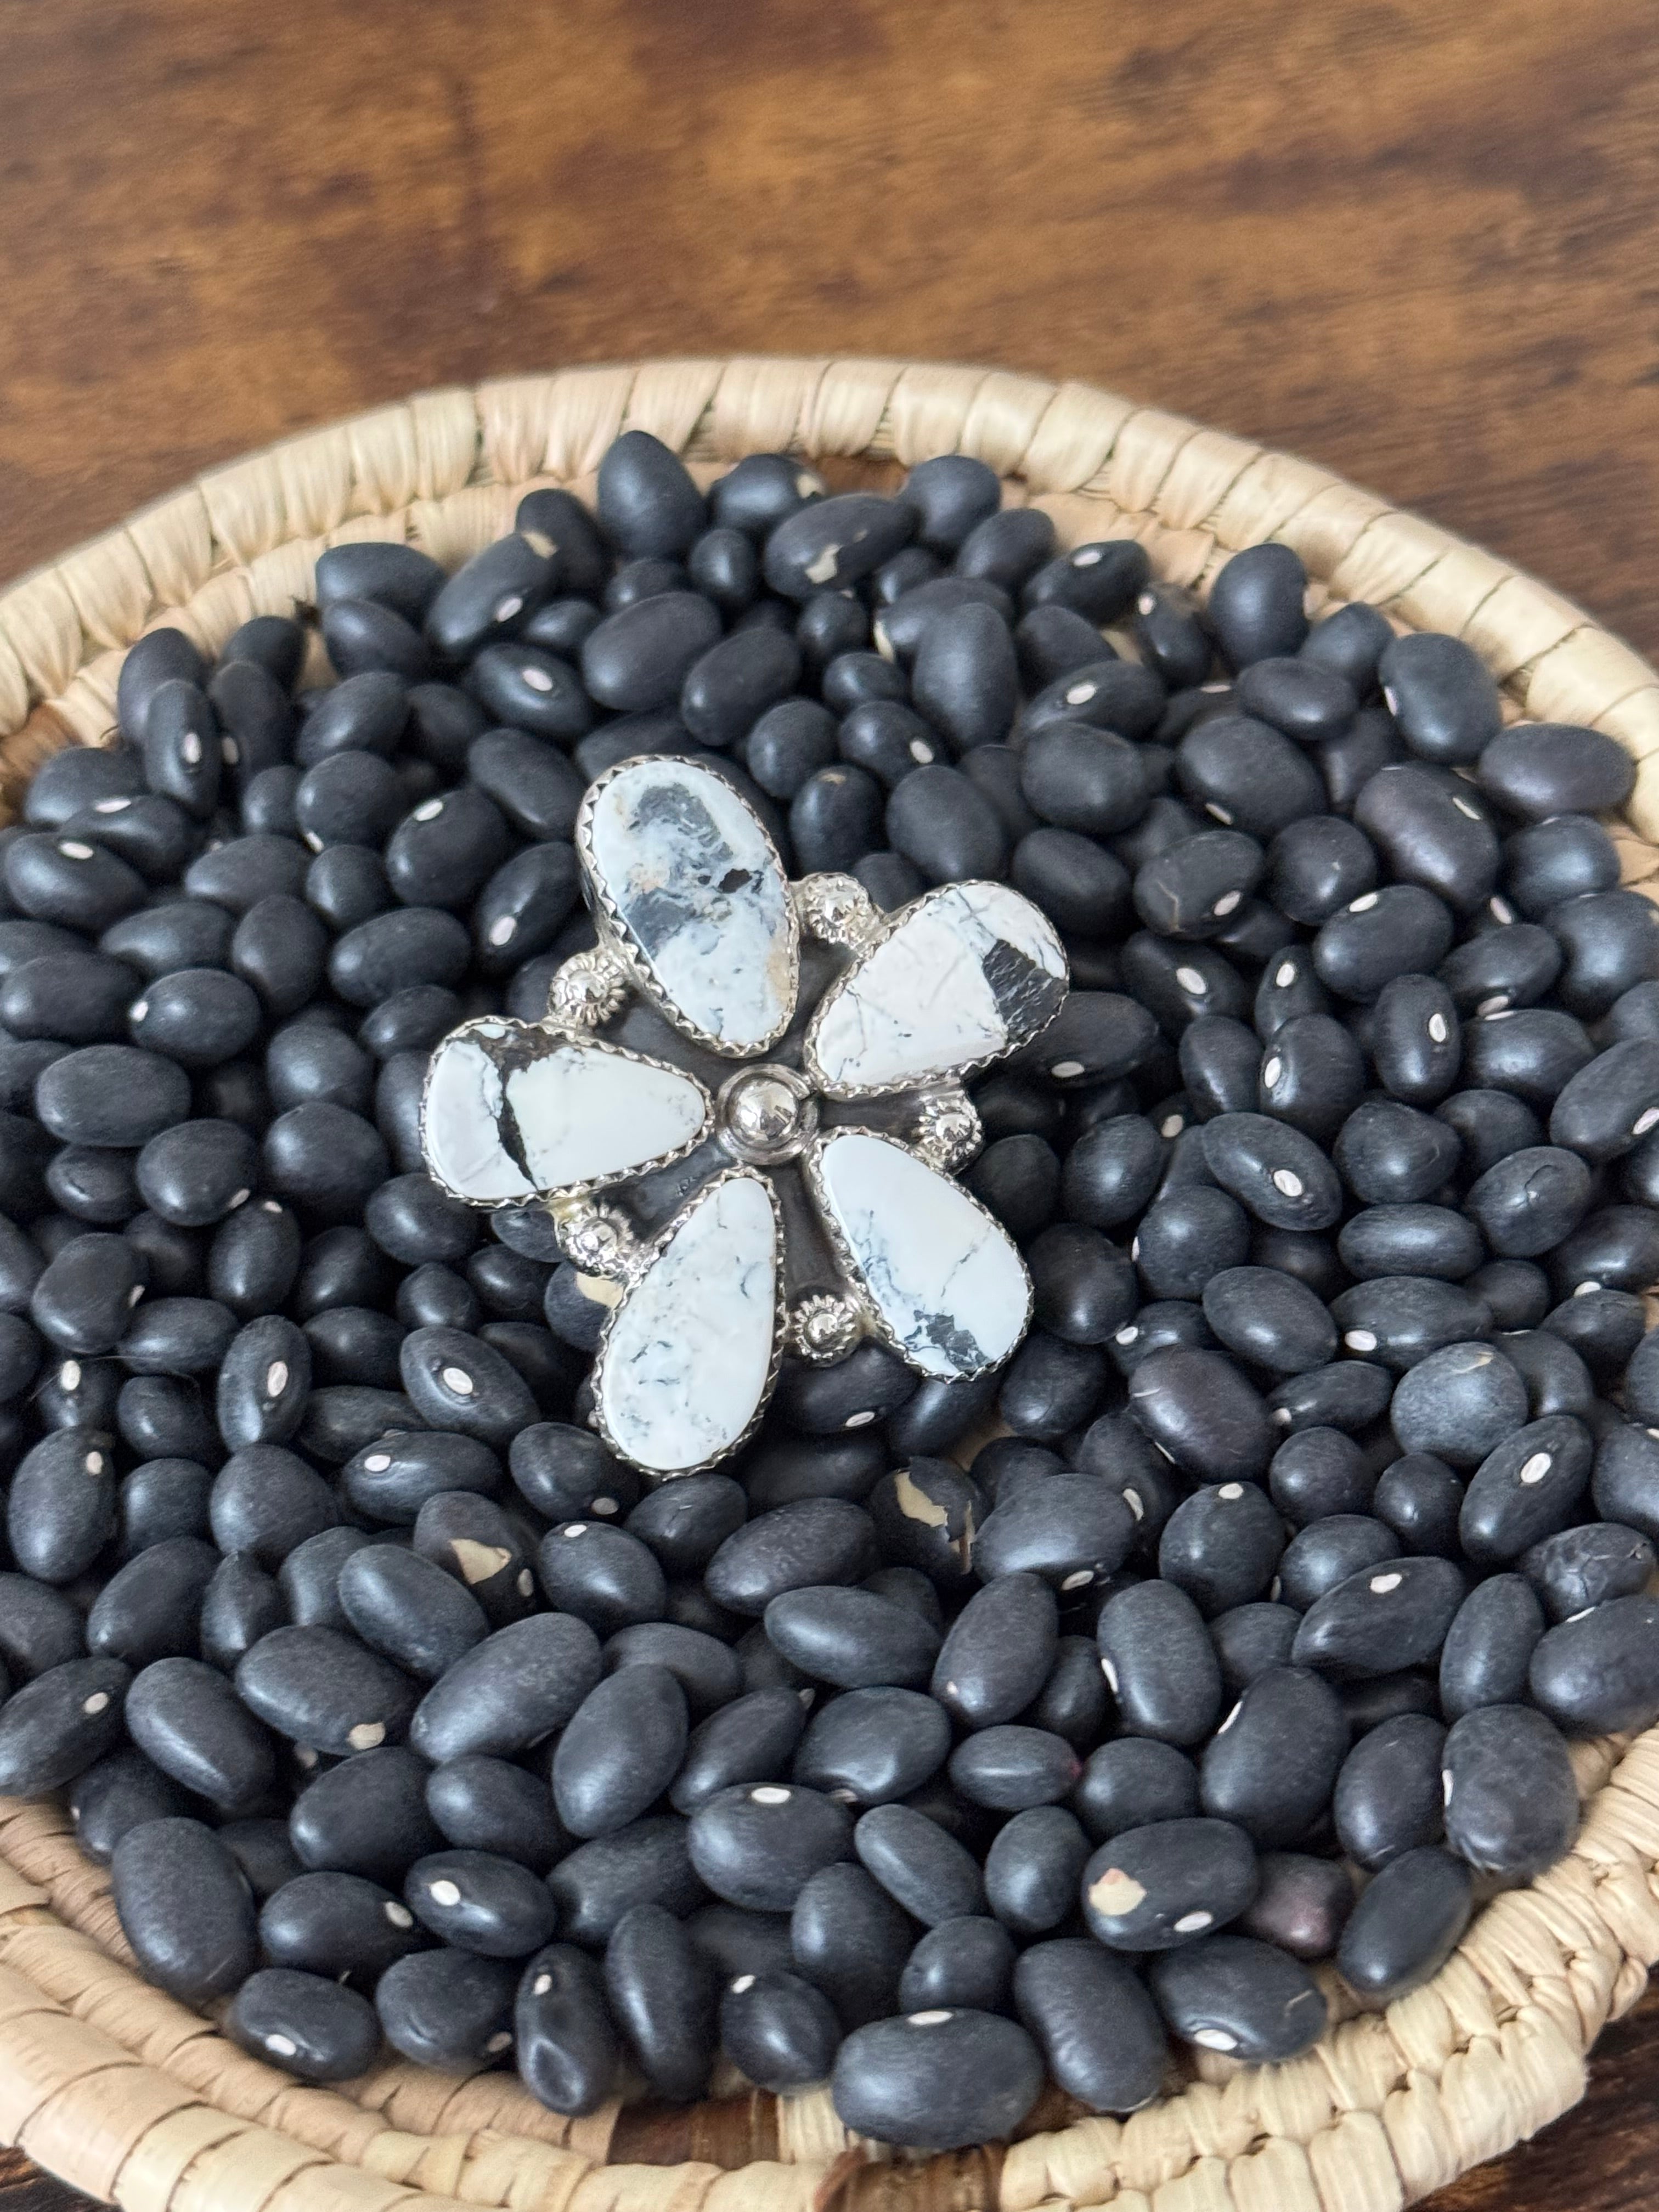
2 357 1658 2212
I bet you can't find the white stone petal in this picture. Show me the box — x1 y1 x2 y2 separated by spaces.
810 1130 1030 1380
595 1172 781 1474
422 1020 710 1204
805 882 1066 1097
582 758 797 1054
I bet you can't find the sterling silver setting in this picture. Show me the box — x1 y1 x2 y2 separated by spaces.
419 753 1071 1477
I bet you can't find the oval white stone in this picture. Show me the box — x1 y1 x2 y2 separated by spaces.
806 881 1066 1096
583 758 797 1052
810 1130 1029 1381
422 1022 709 1204
595 1173 780 1475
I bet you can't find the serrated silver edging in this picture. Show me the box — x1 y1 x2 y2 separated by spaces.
800 879 1071 1102
799 1126 1035 1384
589 1164 789 1479
418 1015 716 1211
574 754 802 1060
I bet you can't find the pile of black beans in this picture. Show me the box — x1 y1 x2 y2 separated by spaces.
0 430 1657 2156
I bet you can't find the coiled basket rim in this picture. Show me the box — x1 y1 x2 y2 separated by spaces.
1 354 1658 2212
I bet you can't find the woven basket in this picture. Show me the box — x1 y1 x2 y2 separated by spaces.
3 357 1659 2212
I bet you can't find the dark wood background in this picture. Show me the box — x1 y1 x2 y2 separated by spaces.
3 1 1658 2204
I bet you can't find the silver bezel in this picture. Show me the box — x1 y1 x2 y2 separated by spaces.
800 880 1070 1102
590 1164 788 1478
574 754 802 1060
418 1016 715 1211
800 1125 1035 1384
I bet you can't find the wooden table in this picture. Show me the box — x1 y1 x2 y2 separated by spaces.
3 2 1657 2205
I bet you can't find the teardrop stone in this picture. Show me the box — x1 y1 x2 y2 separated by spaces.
808 882 1066 1097
811 1131 1030 1380
595 1173 781 1474
423 1022 709 1204
582 759 797 1053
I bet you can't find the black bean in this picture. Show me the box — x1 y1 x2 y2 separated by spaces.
1206 545 1308 667
1092 1579 1219 1745
599 1900 717 2102
1353 764 1498 917
1313 883 1458 1003
409 1613 602 1763
198 1551 285 1674
0 1655 129 1792
1127 1348 1276 1487
710 1964 838 2094
31 1232 145 1356
907 600 1020 752
760 1582 939 1689
400 1846 559 1959
117 1455 213 1555
1339 1204 1482 1283
1148 1932 1325 2063
111 1816 257 2003
427 1756 565 1871
313 542 443 625
1373 1452 1465 1556
537 1516 667 1632
687 526 759 613
1337 1844 1472 2000
1200 1264 1337 1376
69 1746 191 1864
1391 1338 1531 1468
1178 714 1328 846
1291 1554 1465 1677
1195 1664 1348 1849
1011 1938 1167 2115
546 1663 686 1841
122 1651 274 1811
86 1536 218 1664
1082 1816 1259 1949
947 1723 1077 1811
1330 1278 1490 1372
786 761 881 873
228 1967 381 2083
235 1622 418 1756
515 1944 621 2115
1235 656 1357 743
1200 1110 1344 1232
286 1746 444 1885
1445 1703 1580 1886
1476 721 1635 822
1457 1412 1592 1565
1267 1427 1373 1525
1528 1593 1659 1735
972 1473 1136 1588
830 2005 1042 2151
334 1543 489 1681
866 1458 985 1588
1238 1858 1353 1964
896 1916 1017 2016
1333 1711 1446 1868
7 1426 117 1582
1505 816 1620 927
884 761 1009 882
34 1043 190 1149
1210 1602 1302 1693
1018 722 1148 841
376 1946 519 2070
1553 888 1659 1018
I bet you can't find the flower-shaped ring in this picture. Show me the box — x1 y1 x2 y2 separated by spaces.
421 755 1070 1477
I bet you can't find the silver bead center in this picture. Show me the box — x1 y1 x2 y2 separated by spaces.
718 1064 818 1164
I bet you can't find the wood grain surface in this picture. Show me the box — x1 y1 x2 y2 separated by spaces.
3 2 1658 2205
